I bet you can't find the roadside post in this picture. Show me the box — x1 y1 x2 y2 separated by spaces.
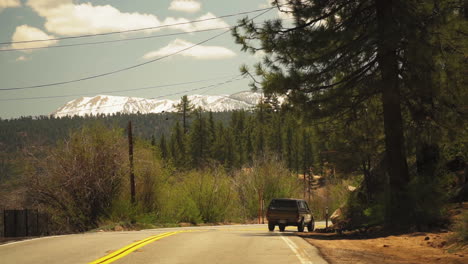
325 207 329 229
258 192 261 224
261 197 265 224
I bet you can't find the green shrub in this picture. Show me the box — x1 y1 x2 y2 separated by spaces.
451 211 468 244
232 156 301 220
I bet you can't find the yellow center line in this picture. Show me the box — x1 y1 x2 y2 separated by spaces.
88 225 327 263
89 231 184 264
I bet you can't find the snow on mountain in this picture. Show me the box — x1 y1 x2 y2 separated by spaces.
52 91 265 118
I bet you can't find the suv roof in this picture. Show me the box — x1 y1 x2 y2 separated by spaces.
271 198 306 202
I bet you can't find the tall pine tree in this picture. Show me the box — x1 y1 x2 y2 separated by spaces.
233 0 457 228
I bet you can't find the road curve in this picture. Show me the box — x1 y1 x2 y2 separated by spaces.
0 223 328 264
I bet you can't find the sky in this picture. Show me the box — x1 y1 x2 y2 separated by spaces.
0 0 289 119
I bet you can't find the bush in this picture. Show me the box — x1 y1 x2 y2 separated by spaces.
24 123 127 232
232 156 301 220
177 169 235 223
451 210 468 244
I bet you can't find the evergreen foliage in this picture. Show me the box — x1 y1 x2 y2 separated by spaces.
175 95 195 135
232 0 467 229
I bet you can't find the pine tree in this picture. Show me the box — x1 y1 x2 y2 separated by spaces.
212 122 227 164
175 95 194 135
159 134 168 160
223 128 235 170
231 110 248 167
188 108 209 168
207 111 216 160
244 116 255 165
170 121 186 168
268 112 283 156
301 129 314 198
286 125 294 171
233 0 437 227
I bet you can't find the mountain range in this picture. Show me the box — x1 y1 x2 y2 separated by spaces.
52 91 264 117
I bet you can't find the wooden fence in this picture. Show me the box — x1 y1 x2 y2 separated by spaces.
1 209 49 237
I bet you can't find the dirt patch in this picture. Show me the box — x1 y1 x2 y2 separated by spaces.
300 231 467 264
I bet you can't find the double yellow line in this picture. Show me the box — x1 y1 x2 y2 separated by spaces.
89 231 185 264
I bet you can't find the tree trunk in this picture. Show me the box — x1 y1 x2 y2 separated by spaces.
128 121 136 205
183 105 187 134
374 0 410 228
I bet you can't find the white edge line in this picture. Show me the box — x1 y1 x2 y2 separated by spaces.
279 234 313 264
0 235 64 247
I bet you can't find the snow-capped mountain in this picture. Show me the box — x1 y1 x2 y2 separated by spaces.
52 91 264 117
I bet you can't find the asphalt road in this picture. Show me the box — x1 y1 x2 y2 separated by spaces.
0 223 328 264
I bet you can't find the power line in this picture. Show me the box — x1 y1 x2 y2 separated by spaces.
0 27 229 52
0 7 275 45
0 30 229 91
0 74 239 101
0 8 272 91
1 18 293 52
51 75 246 116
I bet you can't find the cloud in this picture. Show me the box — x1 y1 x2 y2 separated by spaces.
162 12 229 32
143 39 236 60
169 0 201 13
276 1 294 19
27 0 162 36
10 25 58 51
254 50 266 59
27 0 228 36
260 0 293 19
0 0 21 12
16 55 30 61
258 0 271 8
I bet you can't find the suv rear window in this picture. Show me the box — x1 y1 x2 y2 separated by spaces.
269 200 297 209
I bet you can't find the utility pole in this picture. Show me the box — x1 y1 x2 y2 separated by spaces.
128 121 136 204
307 168 313 203
258 191 261 224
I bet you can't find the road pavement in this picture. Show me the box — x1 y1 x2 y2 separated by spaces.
0 223 328 264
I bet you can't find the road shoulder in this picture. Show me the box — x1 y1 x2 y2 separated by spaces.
299 231 467 264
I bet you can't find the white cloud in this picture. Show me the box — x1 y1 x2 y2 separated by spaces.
27 0 162 36
260 0 293 19
143 39 236 60
10 25 58 51
276 0 294 19
16 55 30 61
169 0 201 13
259 0 271 8
0 0 21 12
162 12 229 32
254 50 266 59
26 0 228 36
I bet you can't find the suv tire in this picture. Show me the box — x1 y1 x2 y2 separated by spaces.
268 223 275 231
307 219 315 232
298 219 305 232
279 224 286 232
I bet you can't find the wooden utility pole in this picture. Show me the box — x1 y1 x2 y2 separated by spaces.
128 121 136 204
258 191 261 224
308 170 312 204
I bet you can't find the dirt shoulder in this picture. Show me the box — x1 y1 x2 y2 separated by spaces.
300 231 467 264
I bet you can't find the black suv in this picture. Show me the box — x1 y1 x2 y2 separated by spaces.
266 198 314 232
